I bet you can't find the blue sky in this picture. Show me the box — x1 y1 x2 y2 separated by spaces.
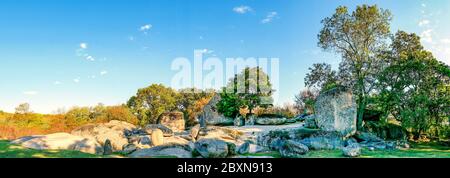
0 0 449 113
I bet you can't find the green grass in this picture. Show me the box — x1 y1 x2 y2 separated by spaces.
0 140 116 158
301 142 450 158
1 139 448 158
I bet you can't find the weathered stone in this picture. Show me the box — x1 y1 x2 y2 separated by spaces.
294 114 309 122
71 120 136 151
195 139 235 158
103 139 113 155
279 140 309 158
304 115 318 129
286 119 297 124
144 124 174 137
314 88 357 137
139 136 152 145
343 143 361 157
157 112 185 132
300 131 345 150
355 131 383 142
122 143 137 155
245 115 256 126
255 117 287 125
190 124 201 141
129 143 192 158
237 142 250 154
163 136 190 145
12 133 103 155
234 117 245 126
199 94 234 127
151 129 164 146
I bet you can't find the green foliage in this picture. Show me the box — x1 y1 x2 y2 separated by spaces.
127 84 178 125
318 4 393 130
217 67 274 118
177 88 215 126
294 89 319 114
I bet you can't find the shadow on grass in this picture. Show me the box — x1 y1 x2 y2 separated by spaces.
0 140 103 158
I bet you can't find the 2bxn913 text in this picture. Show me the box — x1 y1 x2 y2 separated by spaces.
221 162 273 173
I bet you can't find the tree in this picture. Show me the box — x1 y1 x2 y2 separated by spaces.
217 67 274 118
294 89 319 115
127 84 178 125
177 88 215 126
15 103 32 114
305 63 339 91
318 5 392 130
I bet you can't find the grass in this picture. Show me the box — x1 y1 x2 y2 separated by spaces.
0 140 118 158
1 139 448 158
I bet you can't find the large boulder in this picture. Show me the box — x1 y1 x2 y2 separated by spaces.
71 120 136 152
195 139 236 158
157 112 185 132
150 129 164 146
190 124 201 141
300 131 345 150
144 124 174 137
129 143 193 158
279 140 309 158
197 126 243 144
342 142 361 157
314 87 357 137
304 115 318 129
12 133 103 155
255 117 287 125
199 94 234 127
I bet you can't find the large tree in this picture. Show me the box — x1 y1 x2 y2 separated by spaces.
217 67 274 118
318 5 392 130
127 84 178 125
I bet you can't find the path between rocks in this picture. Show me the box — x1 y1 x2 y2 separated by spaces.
226 122 305 142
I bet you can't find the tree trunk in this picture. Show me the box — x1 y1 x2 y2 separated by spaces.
357 97 366 131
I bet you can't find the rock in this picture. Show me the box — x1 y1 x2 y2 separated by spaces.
199 94 234 127
300 131 345 150
190 124 201 141
255 117 287 125
248 144 266 153
163 136 189 145
294 114 309 122
151 129 164 146
314 87 357 137
245 115 256 126
157 112 185 132
144 124 174 137
343 143 361 157
12 133 103 155
122 143 137 155
304 115 318 129
195 139 235 158
103 139 113 155
71 120 136 151
197 126 243 143
129 143 192 158
139 136 152 145
237 142 250 154
368 147 375 151
234 117 245 126
355 131 383 142
279 140 309 158
395 140 410 149
286 119 297 124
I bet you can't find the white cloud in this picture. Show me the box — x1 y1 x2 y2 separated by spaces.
23 91 38 96
80 43 88 49
86 55 95 61
233 6 253 14
261 12 278 24
421 3 426 7
54 81 61 85
419 19 430 26
128 36 135 41
201 49 214 54
100 70 108 76
440 38 450 44
420 29 433 43
73 78 80 83
140 24 152 31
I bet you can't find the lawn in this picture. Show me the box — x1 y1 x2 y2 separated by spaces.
0 140 110 158
1 140 449 158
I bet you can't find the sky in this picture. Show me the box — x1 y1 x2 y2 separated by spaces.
0 0 449 114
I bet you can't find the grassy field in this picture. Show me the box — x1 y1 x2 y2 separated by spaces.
1 140 449 158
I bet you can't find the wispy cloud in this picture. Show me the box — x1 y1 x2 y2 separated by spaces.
421 29 433 43
261 11 278 24
419 19 430 26
54 81 61 85
76 42 95 61
73 78 80 83
233 6 253 14
140 24 152 31
80 43 88 49
23 91 38 96
100 70 108 76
